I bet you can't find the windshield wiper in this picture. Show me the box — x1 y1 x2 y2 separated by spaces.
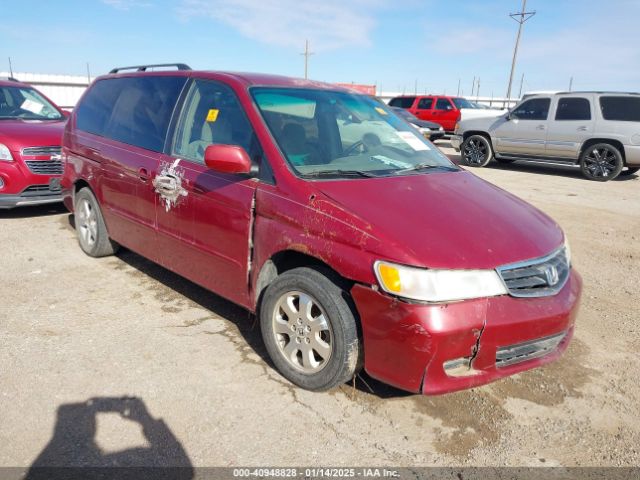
300 169 378 178
393 163 452 174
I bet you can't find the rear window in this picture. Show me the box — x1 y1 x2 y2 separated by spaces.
388 97 416 109
600 96 640 122
555 97 591 121
76 76 187 152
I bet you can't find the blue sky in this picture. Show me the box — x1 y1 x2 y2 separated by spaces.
2 0 639 96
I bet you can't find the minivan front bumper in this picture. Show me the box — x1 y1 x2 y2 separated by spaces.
351 269 581 395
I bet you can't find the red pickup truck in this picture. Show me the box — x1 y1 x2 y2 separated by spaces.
388 95 478 132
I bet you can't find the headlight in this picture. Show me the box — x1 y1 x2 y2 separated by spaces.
0 144 14 162
374 260 507 302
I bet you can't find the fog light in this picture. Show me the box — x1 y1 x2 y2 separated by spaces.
443 357 481 377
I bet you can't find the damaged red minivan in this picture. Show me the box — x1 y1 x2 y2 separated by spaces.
61 64 581 395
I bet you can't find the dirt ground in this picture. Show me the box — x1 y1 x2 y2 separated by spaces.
1 141 639 470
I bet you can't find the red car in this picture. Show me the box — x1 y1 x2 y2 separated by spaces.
0 77 67 209
61 64 581 395
388 95 477 132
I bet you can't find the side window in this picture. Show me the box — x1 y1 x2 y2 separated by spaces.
511 98 551 121
600 96 640 121
77 76 187 152
389 97 416 109
417 98 433 109
172 79 262 166
435 98 453 111
555 97 591 121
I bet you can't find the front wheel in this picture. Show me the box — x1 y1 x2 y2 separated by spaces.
461 135 493 167
259 267 361 391
580 143 623 181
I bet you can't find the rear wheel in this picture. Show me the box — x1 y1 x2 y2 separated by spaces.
259 267 361 391
580 143 623 181
461 135 493 167
75 188 119 257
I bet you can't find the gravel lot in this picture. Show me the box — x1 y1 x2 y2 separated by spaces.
1 141 639 470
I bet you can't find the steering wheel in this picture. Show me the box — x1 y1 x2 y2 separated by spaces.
343 140 368 156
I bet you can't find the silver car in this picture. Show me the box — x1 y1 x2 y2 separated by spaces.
451 92 640 181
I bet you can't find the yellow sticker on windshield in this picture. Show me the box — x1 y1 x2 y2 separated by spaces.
206 109 219 122
375 107 388 115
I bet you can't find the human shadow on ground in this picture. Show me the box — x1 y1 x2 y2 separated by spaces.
25 396 193 480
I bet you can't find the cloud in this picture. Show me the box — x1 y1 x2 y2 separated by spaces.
178 0 385 50
101 0 152 10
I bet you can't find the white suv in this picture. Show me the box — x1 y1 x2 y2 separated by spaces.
451 92 640 181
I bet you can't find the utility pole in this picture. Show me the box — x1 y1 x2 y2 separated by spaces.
505 0 536 104
414 78 418 95
457 78 461 96
471 76 476 96
569 76 573 91
518 73 525 98
476 77 480 100
86 62 91 84
300 39 314 79
8 57 13 77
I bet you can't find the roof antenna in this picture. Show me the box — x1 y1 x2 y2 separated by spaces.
8 57 14 78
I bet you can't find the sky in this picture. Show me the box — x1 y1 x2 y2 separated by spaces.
1 0 639 97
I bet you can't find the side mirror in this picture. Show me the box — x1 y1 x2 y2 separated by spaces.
62 110 71 118
204 144 252 174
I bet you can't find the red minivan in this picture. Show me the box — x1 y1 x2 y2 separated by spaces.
388 95 476 132
61 64 581 395
0 78 67 209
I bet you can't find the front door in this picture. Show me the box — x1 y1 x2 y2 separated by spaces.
154 79 263 307
432 97 456 130
413 97 434 121
493 97 551 156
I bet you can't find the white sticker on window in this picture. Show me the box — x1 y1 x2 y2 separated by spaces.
395 131 430 151
21 99 44 114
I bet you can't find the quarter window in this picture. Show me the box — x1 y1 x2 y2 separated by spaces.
555 98 591 120
600 96 640 121
388 97 416 109
76 76 187 152
511 98 551 120
172 80 262 166
435 98 453 111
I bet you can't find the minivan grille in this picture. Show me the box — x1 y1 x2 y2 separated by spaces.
496 332 567 368
24 160 63 175
497 246 570 297
21 146 61 156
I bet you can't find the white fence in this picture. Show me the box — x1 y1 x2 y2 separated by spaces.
0 72 93 109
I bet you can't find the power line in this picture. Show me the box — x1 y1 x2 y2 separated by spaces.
300 39 314 79
505 0 536 103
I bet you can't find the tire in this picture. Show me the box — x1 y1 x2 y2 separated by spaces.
580 143 624 181
620 166 639 176
495 157 516 164
74 187 119 257
461 134 493 167
259 267 361 391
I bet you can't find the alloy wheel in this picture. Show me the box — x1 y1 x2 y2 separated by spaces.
272 291 333 374
77 198 98 247
583 146 618 178
464 138 489 166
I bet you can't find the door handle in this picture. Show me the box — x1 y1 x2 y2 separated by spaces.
153 175 178 195
577 126 588 132
536 125 546 130
138 167 149 182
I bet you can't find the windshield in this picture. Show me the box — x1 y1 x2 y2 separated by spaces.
451 97 476 109
0 86 63 120
252 88 456 178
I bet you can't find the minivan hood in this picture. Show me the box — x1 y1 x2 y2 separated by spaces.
314 171 564 270
0 119 65 151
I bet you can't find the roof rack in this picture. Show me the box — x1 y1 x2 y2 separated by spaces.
109 63 192 74
0 76 20 82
